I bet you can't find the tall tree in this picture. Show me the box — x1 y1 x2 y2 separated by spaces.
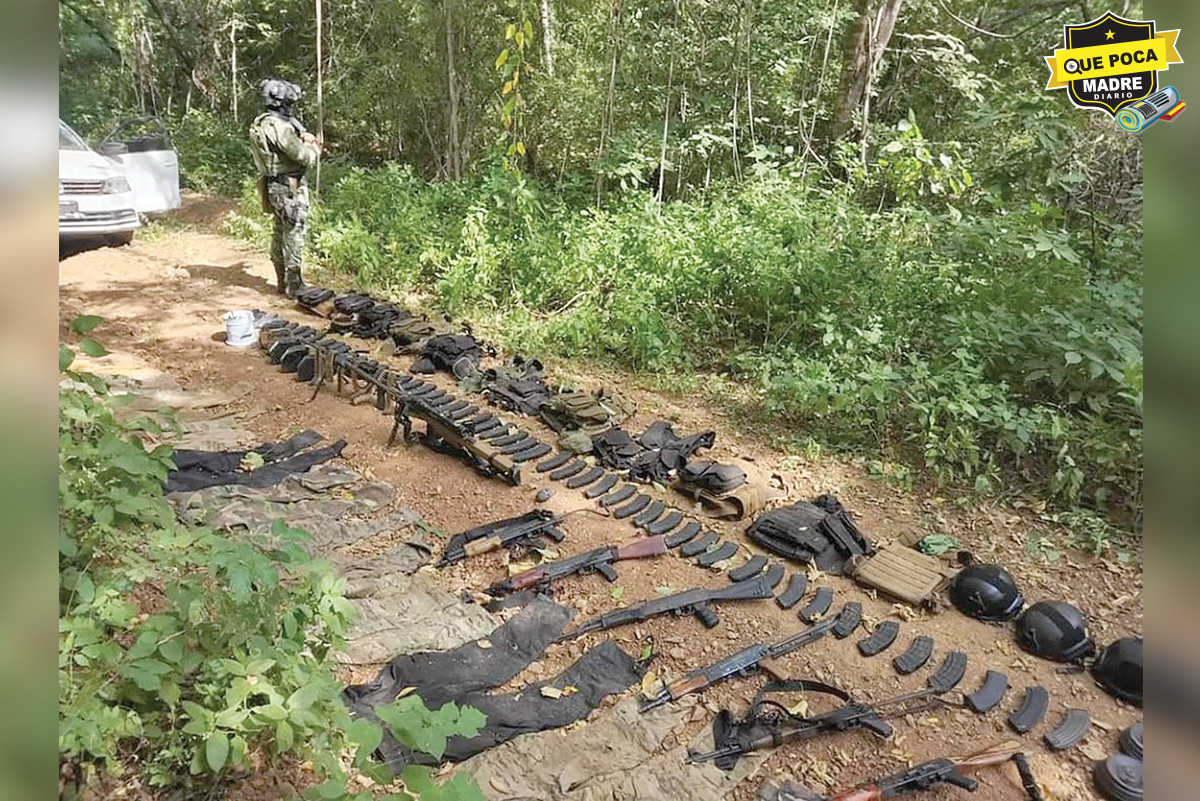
830 0 905 143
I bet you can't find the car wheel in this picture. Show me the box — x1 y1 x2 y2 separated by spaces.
107 232 134 247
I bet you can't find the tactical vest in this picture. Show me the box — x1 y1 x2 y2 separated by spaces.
411 334 483 377
746 496 870 573
249 112 309 176
390 314 455 348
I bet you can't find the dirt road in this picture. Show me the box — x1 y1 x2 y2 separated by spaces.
59 197 1141 801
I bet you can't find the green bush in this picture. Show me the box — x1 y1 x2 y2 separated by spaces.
58 320 485 800
171 109 257 196
305 165 1141 529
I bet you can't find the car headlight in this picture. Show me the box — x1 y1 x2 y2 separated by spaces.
102 176 131 194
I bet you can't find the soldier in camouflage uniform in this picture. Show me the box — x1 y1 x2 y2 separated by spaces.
249 79 320 296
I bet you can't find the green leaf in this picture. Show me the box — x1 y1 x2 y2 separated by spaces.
315 777 347 799
218 658 246 676
159 638 183 664
70 315 104 334
205 731 229 772
1064 351 1083 365
160 680 181 708
72 573 95 604
286 681 322 712
214 707 249 729
275 719 294 752
79 337 108 358
257 703 288 721
245 657 276 675
59 344 75 372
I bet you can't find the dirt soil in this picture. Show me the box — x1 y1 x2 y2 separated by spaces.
59 195 1142 801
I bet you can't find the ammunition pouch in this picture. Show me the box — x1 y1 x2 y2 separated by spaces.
847 545 953 607
295 286 336 317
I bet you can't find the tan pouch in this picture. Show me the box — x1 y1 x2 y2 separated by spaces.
847 545 955 607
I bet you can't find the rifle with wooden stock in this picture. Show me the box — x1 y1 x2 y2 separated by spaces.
767 739 1042 801
486 535 668 596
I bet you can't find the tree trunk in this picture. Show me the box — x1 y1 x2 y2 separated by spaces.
539 0 556 77
830 0 905 143
230 20 238 120
830 0 872 142
444 0 461 179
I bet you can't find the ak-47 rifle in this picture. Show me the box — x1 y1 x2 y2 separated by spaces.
686 680 947 766
486 535 668 596
640 617 837 712
769 739 1042 801
391 391 520 486
555 573 776 642
438 510 565 567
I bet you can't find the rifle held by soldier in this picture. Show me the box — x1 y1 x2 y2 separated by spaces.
641 617 837 712
555 573 775 642
487 535 667 596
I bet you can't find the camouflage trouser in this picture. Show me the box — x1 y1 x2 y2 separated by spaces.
267 178 309 293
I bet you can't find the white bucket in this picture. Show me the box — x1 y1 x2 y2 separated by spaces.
223 310 257 347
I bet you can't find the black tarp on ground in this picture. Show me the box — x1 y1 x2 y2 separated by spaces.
344 596 640 767
165 429 347 492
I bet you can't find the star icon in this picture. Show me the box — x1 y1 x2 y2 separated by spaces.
1105 29 1115 40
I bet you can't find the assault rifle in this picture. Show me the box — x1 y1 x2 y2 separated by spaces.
438 510 564 567
391 392 521 486
767 739 1041 801
555 574 775 642
486 535 668 597
640 617 837 712
686 681 946 766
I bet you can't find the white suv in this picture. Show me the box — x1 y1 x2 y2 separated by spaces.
59 119 140 245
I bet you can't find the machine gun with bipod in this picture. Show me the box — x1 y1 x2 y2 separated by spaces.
390 391 521 485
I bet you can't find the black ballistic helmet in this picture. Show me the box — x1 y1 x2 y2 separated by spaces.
948 563 1024 621
260 79 302 111
1118 721 1142 759
1093 753 1142 801
1015 600 1095 663
1093 637 1143 707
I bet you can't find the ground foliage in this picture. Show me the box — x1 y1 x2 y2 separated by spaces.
58 320 487 799
60 0 1142 531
